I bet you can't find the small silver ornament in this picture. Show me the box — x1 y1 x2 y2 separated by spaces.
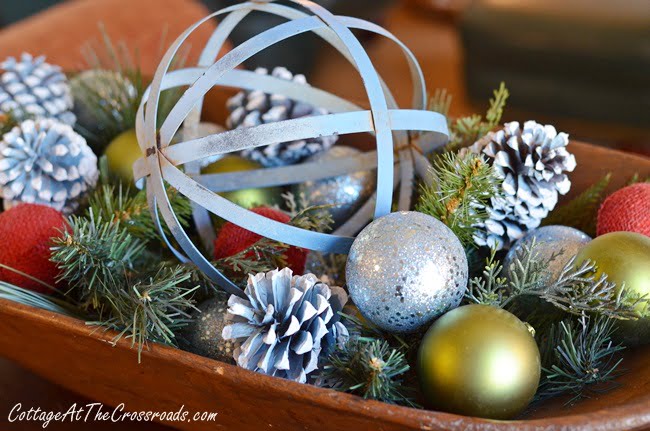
346 211 469 333
294 146 376 229
184 297 237 363
503 225 591 282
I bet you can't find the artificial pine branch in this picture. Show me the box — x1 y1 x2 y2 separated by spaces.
214 237 289 286
466 239 641 321
464 247 509 307
416 152 501 247
281 191 335 233
542 173 611 236
536 315 625 404
428 88 452 118
51 210 147 313
87 157 192 241
0 281 81 317
627 173 650 185
429 82 509 152
91 264 198 362
320 338 416 407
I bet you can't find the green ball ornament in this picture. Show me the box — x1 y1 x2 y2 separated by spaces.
575 231 650 345
105 129 141 183
201 155 282 208
418 304 540 420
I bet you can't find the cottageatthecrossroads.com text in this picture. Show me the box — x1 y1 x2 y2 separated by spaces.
7 403 219 428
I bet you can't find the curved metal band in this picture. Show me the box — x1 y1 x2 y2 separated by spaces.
135 0 448 296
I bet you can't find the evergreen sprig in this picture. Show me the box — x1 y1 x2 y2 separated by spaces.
282 192 335 234
466 239 640 321
94 265 198 361
429 82 509 152
86 157 192 241
537 316 625 404
428 88 452 117
51 210 147 312
416 152 501 247
320 338 416 407
0 281 81 317
214 238 289 286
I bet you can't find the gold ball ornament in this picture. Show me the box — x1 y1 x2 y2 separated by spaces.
201 155 282 208
105 129 142 183
575 231 650 345
418 304 540 420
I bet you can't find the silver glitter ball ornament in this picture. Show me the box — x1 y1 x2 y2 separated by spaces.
346 211 469 333
503 225 591 282
185 297 237 363
294 146 376 229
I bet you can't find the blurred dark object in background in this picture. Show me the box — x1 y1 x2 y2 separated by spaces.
0 0 59 27
202 0 395 74
461 0 650 153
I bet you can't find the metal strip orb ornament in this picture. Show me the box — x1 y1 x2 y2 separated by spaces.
134 0 449 297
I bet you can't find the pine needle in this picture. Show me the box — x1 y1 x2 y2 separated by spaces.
437 82 509 152
86 156 192 241
0 281 81 317
320 338 417 407
428 88 452 118
466 238 641 321
89 265 199 362
536 315 625 404
416 151 502 247
50 209 147 313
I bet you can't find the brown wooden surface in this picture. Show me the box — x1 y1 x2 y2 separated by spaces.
0 142 649 431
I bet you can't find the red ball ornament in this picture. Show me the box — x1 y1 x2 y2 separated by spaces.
597 183 650 237
213 207 307 274
0 203 69 293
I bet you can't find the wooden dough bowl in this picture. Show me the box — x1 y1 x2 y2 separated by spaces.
0 142 649 431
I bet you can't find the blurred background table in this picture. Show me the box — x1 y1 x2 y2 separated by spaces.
0 0 648 429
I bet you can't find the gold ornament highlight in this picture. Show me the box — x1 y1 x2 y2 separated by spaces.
418 304 540 419
201 155 282 209
575 231 650 345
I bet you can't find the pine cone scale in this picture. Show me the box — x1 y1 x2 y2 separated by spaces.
226 67 338 167
473 120 575 249
223 268 348 383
